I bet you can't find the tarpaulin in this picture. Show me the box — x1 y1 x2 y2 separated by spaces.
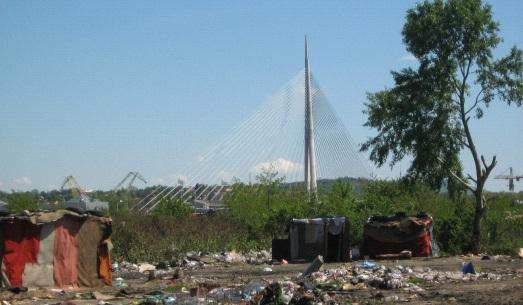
23 223 55 287
54 215 82 288
363 233 431 257
2 220 41 287
362 214 433 257
98 240 112 286
289 217 348 262
77 218 104 287
1 210 113 288
364 217 428 243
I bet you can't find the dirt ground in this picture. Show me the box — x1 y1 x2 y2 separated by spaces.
2 256 522 305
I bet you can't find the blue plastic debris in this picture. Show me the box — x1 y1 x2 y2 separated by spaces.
360 259 377 269
462 262 476 274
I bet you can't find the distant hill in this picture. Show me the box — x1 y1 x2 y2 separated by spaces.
283 177 371 195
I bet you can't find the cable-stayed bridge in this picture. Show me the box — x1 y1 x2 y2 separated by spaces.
135 39 371 213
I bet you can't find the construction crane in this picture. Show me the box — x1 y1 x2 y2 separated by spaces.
60 175 87 199
114 171 147 191
494 167 523 192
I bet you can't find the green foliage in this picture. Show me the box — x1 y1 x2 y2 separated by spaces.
6 192 38 212
151 197 192 218
482 193 523 254
111 212 268 262
407 277 428 286
224 167 311 238
317 180 355 216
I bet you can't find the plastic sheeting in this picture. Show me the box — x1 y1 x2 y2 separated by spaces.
362 214 433 257
98 240 112 286
22 223 55 287
1 220 41 287
77 218 105 287
289 217 348 261
363 233 432 257
0 210 113 288
54 215 82 288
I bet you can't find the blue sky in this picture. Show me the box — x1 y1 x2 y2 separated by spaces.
1 1 522 192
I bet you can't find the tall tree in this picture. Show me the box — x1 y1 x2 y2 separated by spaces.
361 0 522 253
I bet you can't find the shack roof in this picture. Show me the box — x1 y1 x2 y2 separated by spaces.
0 209 111 225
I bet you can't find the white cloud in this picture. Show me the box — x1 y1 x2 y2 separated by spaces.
400 54 417 62
196 155 205 162
254 158 303 174
14 176 32 187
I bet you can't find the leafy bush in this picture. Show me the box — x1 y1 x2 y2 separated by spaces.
482 193 523 254
6 192 38 212
152 197 193 218
111 212 269 262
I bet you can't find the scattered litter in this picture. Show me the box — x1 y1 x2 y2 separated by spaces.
224 250 245 264
241 281 266 301
376 250 412 260
360 259 377 269
17 252 512 305
113 277 125 288
111 262 119 271
138 263 156 273
302 255 324 277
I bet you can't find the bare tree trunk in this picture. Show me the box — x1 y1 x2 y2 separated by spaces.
471 192 485 253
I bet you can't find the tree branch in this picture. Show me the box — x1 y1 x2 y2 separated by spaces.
437 157 476 193
459 137 471 149
481 155 497 183
459 62 465 78
451 76 463 100
466 88 485 115
467 174 477 183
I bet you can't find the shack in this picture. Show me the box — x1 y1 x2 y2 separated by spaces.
273 217 350 262
0 200 8 213
362 212 435 257
0 209 112 288
65 196 109 211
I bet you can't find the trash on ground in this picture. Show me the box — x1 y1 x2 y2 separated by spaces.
463 262 476 274
302 255 324 277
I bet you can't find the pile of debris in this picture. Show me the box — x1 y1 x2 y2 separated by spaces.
1 254 518 305
178 250 273 266
113 250 273 280
232 260 504 304
107 256 509 305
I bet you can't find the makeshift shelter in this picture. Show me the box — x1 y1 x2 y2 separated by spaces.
362 213 435 257
0 209 112 288
65 197 108 211
273 217 350 262
0 200 8 213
